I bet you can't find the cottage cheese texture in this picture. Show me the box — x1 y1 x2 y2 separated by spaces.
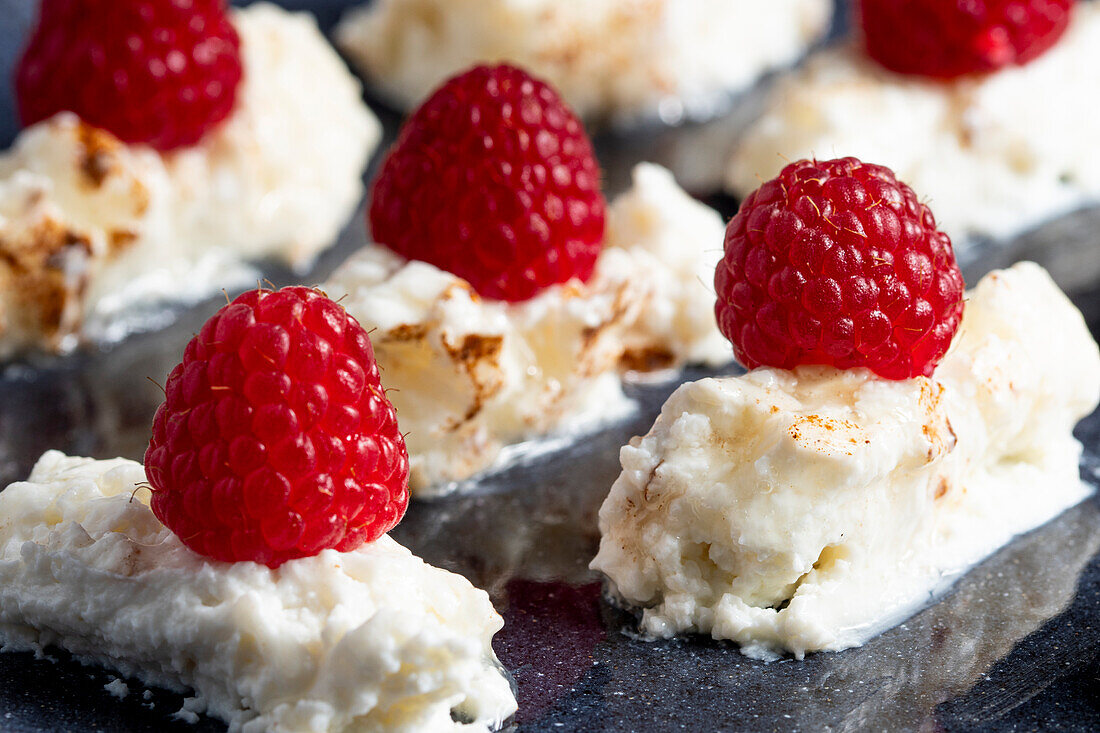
335 0 831 122
727 4 1100 246
0 3 380 358
324 164 729 494
591 263 1100 658
0 451 516 732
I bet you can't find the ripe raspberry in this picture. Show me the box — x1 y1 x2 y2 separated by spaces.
857 0 1075 79
144 286 410 568
16 0 243 151
714 157 965 380
369 64 606 303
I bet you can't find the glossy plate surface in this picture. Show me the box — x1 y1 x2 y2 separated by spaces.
0 1 1097 731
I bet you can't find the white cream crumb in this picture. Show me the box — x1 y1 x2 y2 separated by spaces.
104 678 130 699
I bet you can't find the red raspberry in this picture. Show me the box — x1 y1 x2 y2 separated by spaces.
144 287 410 568
714 157 965 380
16 0 243 151
857 0 1075 79
369 64 606 303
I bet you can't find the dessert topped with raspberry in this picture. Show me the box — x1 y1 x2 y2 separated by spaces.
592 157 1100 658
16 0 244 151
857 0 1075 79
0 2 381 359
332 63 730 492
727 0 1100 250
0 288 517 729
335 0 833 123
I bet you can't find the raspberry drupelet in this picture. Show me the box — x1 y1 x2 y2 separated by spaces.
145 286 409 568
857 0 1075 79
16 0 243 151
714 157 965 380
369 64 606 303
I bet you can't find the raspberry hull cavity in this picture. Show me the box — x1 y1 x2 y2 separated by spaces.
0 452 517 731
593 263 1100 658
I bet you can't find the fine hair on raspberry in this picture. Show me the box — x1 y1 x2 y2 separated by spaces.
145 286 410 568
714 157 965 380
369 63 606 303
16 0 243 151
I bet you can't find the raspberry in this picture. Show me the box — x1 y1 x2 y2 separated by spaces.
144 286 410 568
16 0 243 151
369 64 606 303
714 157 965 380
857 0 1075 79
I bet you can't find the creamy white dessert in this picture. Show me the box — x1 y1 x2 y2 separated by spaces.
0 451 517 732
335 0 832 123
324 163 729 494
727 4 1100 246
591 262 1100 659
0 3 381 358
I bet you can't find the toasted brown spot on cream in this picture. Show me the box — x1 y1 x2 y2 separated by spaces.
619 345 675 372
383 322 430 342
76 123 123 189
442 333 506 425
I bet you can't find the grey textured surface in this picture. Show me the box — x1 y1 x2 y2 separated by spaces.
0 1 1096 731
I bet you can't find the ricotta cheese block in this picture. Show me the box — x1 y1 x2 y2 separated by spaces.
335 0 832 123
726 4 1100 246
323 163 730 494
0 451 517 733
590 262 1100 659
0 3 381 358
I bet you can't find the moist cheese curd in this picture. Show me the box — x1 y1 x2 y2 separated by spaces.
591 263 1100 658
0 451 517 732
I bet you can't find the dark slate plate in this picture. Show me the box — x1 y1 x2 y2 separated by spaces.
0 1 1097 731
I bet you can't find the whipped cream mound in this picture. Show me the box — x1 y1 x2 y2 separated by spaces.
0 451 517 733
0 3 380 358
727 4 1100 245
335 0 831 123
324 163 729 494
591 262 1100 659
